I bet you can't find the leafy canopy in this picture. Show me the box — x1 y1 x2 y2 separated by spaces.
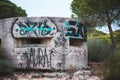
71 0 120 26
0 0 27 19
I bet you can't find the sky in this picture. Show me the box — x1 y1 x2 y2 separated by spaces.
96 23 120 34
9 0 120 33
10 0 73 17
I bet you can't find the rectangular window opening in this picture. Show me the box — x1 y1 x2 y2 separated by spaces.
69 38 86 47
16 37 53 47
27 38 44 44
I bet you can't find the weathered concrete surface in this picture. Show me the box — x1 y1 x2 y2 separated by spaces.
0 17 87 70
0 70 100 80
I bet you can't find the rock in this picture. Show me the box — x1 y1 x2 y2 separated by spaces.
31 73 40 78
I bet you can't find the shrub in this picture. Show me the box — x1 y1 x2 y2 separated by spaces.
0 46 7 60
98 47 120 80
0 60 13 74
0 46 14 75
88 39 109 62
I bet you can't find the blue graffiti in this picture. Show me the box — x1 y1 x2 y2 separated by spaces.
65 21 87 39
17 20 54 36
19 23 37 35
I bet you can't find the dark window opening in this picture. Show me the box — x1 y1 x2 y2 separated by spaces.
15 37 52 47
69 38 86 47
26 38 43 44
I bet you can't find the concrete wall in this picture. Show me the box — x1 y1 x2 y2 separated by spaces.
0 17 87 70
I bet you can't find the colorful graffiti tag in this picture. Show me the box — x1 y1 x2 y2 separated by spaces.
9 18 87 69
18 21 55 36
12 19 57 37
12 19 87 39
64 21 87 39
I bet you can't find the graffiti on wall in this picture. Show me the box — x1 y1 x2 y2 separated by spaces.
17 47 61 68
16 47 86 68
12 20 57 37
10 18 87 69
12 19 87 39
64 21 87 39
54 33 67 49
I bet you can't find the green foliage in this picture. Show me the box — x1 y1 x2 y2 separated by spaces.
88 29 120 45
93 30 120 80
0 46 14 74
0 0 27 19
88 30 110 45
96 35 111 45
71 0 120 26
114 30 120 43
71 0 120 52
96 29 120 45
88 38 109 62
88 30 107 38
0 46 6 59
99 51 120 80
0 60 13 74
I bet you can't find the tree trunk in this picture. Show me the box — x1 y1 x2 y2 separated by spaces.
107 22 116 56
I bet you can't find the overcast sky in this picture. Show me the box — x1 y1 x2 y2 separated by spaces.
10 0 73 17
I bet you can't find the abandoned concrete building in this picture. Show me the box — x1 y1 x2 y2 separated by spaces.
0 17 87 70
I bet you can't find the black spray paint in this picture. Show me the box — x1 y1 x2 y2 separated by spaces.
65 21 87 39
20 48 59 68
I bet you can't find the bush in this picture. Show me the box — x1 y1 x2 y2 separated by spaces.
0 46 7 59
98 47 120 80
0 60 13 74
0 46 14 75
88 39 109 62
